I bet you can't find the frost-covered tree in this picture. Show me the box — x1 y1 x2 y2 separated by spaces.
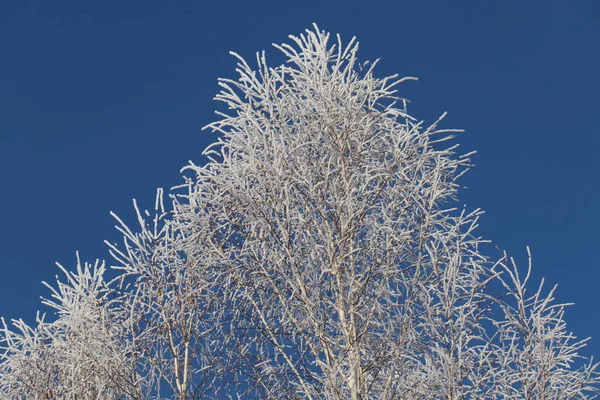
0 257 142 399
106 189 226 399
1 25 598 399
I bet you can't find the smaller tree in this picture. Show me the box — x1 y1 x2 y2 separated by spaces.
487 253 600 398
0 314 58 399
1 256 141 399
106 189 228 399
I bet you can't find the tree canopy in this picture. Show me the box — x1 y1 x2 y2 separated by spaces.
1 25 598 399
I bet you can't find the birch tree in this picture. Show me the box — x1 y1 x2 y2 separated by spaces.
106 189 227 399
1 24 598 399
0 257 142 399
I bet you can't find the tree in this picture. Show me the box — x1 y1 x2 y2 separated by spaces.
1 24 598 399
1 257 141 399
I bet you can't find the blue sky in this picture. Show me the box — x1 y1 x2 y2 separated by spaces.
0 0 598 359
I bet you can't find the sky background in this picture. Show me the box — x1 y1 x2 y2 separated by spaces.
0 0 598 359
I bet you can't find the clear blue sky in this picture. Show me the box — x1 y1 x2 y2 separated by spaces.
1 0 598 359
